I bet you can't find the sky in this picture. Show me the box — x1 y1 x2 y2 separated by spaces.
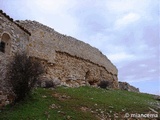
0 0 159 95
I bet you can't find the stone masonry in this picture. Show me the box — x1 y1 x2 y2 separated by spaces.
0 10 30 107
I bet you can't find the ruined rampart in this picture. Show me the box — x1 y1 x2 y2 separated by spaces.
17 20 118 75
0 9 141 108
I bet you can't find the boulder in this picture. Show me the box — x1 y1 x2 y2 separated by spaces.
37 76 65 88
118 82 139 92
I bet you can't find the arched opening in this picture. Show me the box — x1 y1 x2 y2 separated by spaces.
0 33 11 54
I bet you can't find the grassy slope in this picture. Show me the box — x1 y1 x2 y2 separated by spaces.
0 86 159 120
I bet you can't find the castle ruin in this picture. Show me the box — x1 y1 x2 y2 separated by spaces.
0 10 119 107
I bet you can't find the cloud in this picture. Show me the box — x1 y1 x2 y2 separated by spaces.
139 64 148 67
33 0 69 11
107 52 135 63
119 57 159 83
114 13 141 30
105 0 153 14
28 0 78 37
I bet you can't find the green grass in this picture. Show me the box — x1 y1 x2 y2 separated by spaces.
0 86 159 120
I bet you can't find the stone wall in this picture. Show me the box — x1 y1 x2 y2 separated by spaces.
118 82 139 92
16 20 118 75
0 53 9 96
0 13 30 55
16 20 118 88
0 53 15 108
0 11 30 108
0 11 30 89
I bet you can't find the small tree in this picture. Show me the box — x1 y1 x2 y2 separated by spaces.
6 52 44 102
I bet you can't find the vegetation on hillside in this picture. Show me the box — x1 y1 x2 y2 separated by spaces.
0 86 159 120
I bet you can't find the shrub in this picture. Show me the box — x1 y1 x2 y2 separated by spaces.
6 52 45 102
44 80 55 88
98 80 110 89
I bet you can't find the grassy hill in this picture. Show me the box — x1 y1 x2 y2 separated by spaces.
0 86 159 120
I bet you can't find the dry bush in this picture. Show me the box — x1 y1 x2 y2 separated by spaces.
6 52 45 102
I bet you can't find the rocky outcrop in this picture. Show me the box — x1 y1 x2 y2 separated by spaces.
118 82 139 92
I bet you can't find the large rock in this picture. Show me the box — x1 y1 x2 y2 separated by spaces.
118 82 139 92
36 77 61 88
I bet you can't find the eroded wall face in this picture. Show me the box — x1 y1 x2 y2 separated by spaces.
44 51 118 88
